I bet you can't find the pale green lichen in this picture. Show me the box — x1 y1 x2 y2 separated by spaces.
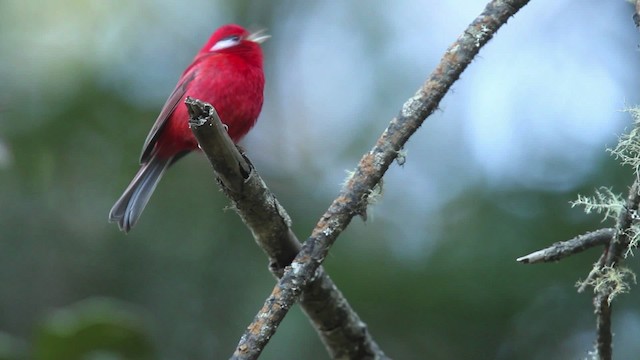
577 265 637 305
341 169 356 189
623 224 640 258
608 107 640 180
571 108 640 302
570 187 624 222
366 179 384 207
396 148 407 166
341 169 384 221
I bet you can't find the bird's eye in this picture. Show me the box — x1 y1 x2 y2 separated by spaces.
210 35 242 51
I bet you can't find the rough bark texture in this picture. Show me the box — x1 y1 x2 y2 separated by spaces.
517 228 614 264
231 1 532 359
185 98 387 359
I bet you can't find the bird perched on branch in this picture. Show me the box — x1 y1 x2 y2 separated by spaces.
109 24 268 232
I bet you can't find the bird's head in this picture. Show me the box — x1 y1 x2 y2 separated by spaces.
199 24 269 58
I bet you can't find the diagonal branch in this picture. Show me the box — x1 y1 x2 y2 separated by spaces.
185 98 387 360
230 0 531 359
516 228 614 264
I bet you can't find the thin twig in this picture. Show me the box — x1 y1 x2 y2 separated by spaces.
230 1 531 359
577 253 606 293
634 0 640 27
516 228 614 264
185 98 387 359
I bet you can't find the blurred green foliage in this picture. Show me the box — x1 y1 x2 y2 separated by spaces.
33 298 153 360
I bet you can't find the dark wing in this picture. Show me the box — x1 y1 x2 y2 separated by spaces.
139 70 197 163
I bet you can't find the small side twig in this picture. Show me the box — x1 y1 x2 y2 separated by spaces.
516 228 614 264
185 98 387 360
577 253 606 293
230 0 531 359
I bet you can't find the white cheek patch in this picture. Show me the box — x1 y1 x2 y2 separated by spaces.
210 38 240 51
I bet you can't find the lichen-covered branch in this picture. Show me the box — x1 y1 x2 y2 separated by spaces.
185 98 387 359
587 107 640 359
593 182 640 360
520 105 640 360
230 1 531 359
516 228 614 264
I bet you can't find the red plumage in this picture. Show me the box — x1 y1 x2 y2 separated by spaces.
109 24 267 232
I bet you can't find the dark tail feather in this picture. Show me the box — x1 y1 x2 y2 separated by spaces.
109 155 172 233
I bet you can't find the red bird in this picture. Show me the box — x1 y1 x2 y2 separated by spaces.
109 24 268 232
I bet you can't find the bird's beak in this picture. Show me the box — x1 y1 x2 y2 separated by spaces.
247 29 270 44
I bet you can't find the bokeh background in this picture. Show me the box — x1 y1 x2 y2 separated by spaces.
1 0 639 359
